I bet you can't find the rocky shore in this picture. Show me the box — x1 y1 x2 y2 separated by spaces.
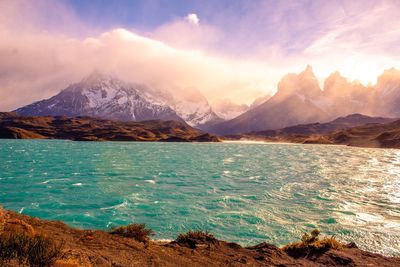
1 207 399 266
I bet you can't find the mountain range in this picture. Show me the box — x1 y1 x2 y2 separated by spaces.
14 66 400 135
210 66 400 134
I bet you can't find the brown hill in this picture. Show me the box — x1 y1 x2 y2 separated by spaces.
0 113 219 142
226 114 400 148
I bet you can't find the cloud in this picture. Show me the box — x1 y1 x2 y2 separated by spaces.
0 0 400 112
185 13 200 25
0 17 270 111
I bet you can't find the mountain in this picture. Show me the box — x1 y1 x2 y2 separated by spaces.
15 72 182 122
211 99 250 120
0 112 219 142
375 68 400 117
150 87 223 128
322 71 374 117
211 66 328 134
15 72 222 129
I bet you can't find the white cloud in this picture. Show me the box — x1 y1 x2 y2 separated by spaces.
185 13 200 25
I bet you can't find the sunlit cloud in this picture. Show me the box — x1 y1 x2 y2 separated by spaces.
0 0 399 111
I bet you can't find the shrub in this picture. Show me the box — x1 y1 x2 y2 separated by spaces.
110 223 154 243
26 234 65 267
175 230 218 249
282 229 343 257
0 231 64 266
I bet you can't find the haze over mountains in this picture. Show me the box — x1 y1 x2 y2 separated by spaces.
14 66 400 134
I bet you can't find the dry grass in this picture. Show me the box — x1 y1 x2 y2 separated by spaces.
109 223 154 244
282 229 343 257
0 231 64 266
175 231 218 248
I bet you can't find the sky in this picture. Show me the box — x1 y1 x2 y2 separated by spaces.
1 0 400 111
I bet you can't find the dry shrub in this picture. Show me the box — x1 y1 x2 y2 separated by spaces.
4 218 36 236
175 230 218 249
110 223 154 243
0 231 64 266
283 229 343 258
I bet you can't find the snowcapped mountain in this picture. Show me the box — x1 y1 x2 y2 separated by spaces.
15 72 222 128
146 87 222 128
16 72 183 122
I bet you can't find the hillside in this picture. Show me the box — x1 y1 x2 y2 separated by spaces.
225 114 400 148
0 113 219 142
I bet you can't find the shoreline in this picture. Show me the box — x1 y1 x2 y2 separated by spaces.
1 207 399 266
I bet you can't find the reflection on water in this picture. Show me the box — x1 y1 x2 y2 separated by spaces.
0 140 399 255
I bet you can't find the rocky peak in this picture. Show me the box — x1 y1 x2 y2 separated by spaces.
377 68 400 87
324 71 350 97
276 65 322 99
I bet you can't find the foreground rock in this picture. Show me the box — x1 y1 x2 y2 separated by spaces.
0 113 220 142
0 207 399 266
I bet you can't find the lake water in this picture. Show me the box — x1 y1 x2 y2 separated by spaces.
0 140 399 255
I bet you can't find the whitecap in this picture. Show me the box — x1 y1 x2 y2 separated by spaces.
356 212 384 223
145 180 156 184
72 183 83 186
100 200 129 210
40 178 69 184
223 157 235 163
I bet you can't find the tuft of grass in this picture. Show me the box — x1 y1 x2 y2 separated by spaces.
282 229 343 257
109 223 154 244
175 230 218 248
0 231 64 266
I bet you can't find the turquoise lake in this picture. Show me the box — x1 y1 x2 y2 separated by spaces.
0 140 399 255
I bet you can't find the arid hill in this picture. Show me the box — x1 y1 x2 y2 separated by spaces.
0 207 399 266
225 114 400 148
0 113 219 142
